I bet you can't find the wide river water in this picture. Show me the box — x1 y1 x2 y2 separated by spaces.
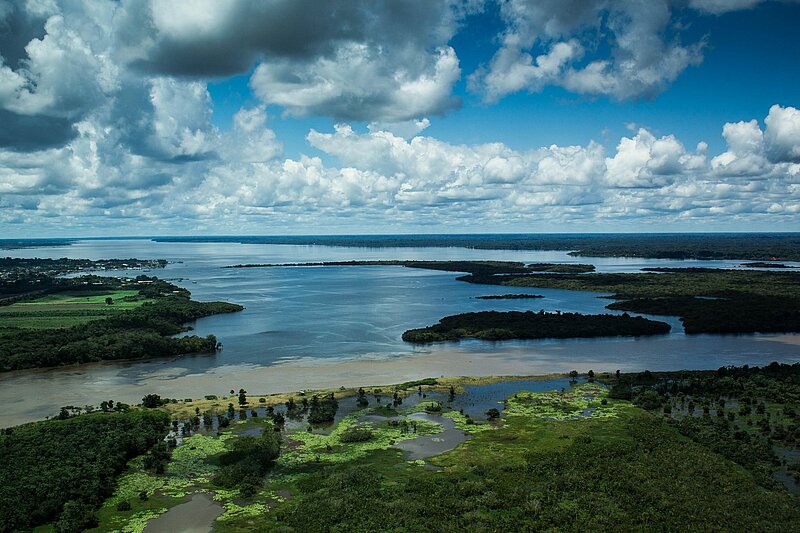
1 238 798 426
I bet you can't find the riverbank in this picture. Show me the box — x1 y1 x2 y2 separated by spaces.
2 332 799 428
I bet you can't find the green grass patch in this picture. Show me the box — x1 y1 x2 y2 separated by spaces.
0 290 148 329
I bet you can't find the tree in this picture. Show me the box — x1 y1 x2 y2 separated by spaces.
238 388 247 407
569 370 579 383
634 390 663 411
105 297 114 305
486 408 501 419
587 370 595 382
54 501 98 533
356 387 369 407
142 394 162 408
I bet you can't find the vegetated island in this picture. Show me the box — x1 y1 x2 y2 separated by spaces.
402 310 670 343
475 293 544 300
225 259 595 274
0 259 243 371
0 238 75 249
1 257 167 297
741 262 799 269
458 268 800 334
155 233 800 261
4 364 800 532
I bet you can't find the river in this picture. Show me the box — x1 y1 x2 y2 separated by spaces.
1 238 798 427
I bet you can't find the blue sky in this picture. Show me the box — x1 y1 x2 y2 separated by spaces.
208 1 800 158
0 0 799 236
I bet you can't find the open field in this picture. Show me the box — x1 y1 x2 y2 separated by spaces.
0 290 148 330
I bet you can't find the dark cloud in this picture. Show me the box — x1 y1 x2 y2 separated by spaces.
0 1 48 69
116 0 453 77
0 110 75 151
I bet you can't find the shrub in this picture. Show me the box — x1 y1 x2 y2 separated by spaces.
340 428 373 443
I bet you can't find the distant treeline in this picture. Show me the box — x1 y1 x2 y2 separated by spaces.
475 294 544 300
1 257 167 300
459 269 800 335
0 409 170 532
225 260 594 275
740 262 798 269
402 310 670 343
155 233 800 261
0 239 74 250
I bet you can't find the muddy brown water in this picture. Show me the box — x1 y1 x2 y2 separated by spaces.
143 492 223 533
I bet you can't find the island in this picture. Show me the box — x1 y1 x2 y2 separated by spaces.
457 268 800 334
402 310 671 343
225 259 595 274
475 293 544 299
741 262 798 269
2 364 799 532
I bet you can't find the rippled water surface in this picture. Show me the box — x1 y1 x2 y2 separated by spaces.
1 238 798 426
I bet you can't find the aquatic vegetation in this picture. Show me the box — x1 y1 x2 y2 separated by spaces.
278 412 441 466
216 501 269 522
166 433 230 486
80 373 800 531
442 410 495 433
102 472 164 508
504 383 622 420
415 401 443 413
117 509 168 533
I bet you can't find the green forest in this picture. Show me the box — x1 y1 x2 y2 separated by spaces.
0 274 243 371
0 409 170 532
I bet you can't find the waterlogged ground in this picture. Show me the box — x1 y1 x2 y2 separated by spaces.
65 372 800 532
88 378 624 532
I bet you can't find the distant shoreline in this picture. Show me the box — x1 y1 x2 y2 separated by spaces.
4 234 800 262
